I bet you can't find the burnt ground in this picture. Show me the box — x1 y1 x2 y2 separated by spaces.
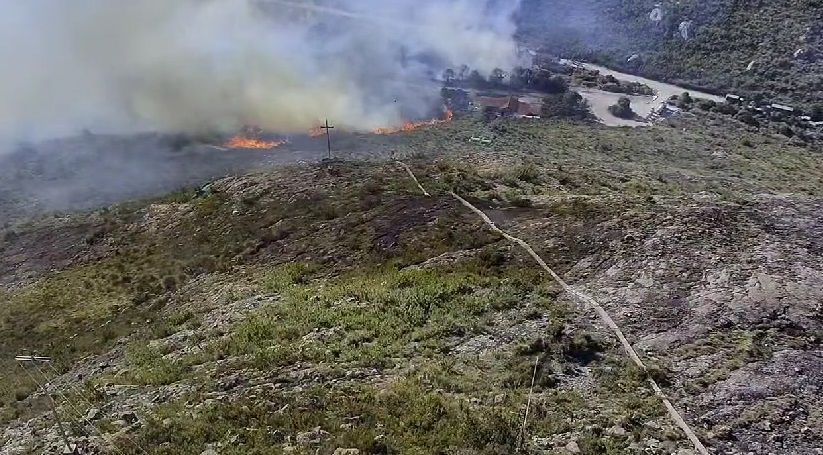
484 194 823 454
0 131 398 226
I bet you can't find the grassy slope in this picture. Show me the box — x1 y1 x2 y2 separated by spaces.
1 114 822 453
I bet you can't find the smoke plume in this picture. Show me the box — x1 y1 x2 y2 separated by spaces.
0 0 521 144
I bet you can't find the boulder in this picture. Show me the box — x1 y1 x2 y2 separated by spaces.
85 408 100 421
296 426 330 445
564 440 581 453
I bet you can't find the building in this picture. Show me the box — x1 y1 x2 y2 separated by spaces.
657 103 682 118
475 96 541 118
770 103 795 113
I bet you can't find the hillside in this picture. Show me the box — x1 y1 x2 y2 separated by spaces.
2 113 822 454
518 0 823 112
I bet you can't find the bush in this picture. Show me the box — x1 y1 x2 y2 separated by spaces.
509 195 533 208
542 92 591 120
478 247 507 268
533 72 568 94
2 230 18 242
716 103 739 115
736 111 760 127
608 97 635 119
514 164 541 184
778 125 795 137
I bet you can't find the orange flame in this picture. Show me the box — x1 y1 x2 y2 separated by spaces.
308 126 325 138
224 136 286 150
373 109 454 135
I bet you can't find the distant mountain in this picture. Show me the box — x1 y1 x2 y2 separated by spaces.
518 0 823 111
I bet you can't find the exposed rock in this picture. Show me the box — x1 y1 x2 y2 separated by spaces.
794 47 815 61
332 449 361 455
607 425 627 436
649 7 663 23
85 408 100 421
493 393 506 405
296 426 331 445
679 21 693 40
564 440 581 453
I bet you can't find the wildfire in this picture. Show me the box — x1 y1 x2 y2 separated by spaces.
224 136 286 150
373 109 454 135
308 125 325 137
224 126 287 150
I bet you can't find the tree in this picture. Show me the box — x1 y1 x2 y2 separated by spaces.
489 68 506 86
482 105 499 123
467 70 486 87
608 96 635 119
532 71 568 94
716 103 739 115
509 67 532 89
542 92 591 120
736 111 760 127
442 68 455 84
458 64 470 81
441 87 470 111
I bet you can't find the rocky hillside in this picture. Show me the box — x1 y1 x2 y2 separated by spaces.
518 0 823 112
2 112 822 454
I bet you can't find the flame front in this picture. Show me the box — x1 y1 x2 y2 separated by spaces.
224 126 287 150
224 136 286 149
373 109 454 135
308 126 325 137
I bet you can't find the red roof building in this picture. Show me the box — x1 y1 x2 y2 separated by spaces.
475 96 541 117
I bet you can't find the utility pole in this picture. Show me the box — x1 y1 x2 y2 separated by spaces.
321 118 334 160
16 354 75 454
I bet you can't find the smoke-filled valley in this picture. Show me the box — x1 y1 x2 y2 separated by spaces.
0 0 522 221
0 0 520 144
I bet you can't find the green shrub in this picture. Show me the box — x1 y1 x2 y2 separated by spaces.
608 97 635 119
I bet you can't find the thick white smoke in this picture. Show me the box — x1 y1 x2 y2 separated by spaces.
0 0 521 144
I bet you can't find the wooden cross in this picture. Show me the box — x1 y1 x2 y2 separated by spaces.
321 119 334 159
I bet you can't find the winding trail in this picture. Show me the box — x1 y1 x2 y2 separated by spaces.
397 161 430 197
398 162 710 455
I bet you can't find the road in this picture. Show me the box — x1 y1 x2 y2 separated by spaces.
563 60 725 127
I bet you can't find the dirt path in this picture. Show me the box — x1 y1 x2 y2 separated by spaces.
563 60 725 127
569 61 724 104
399 162 710 455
